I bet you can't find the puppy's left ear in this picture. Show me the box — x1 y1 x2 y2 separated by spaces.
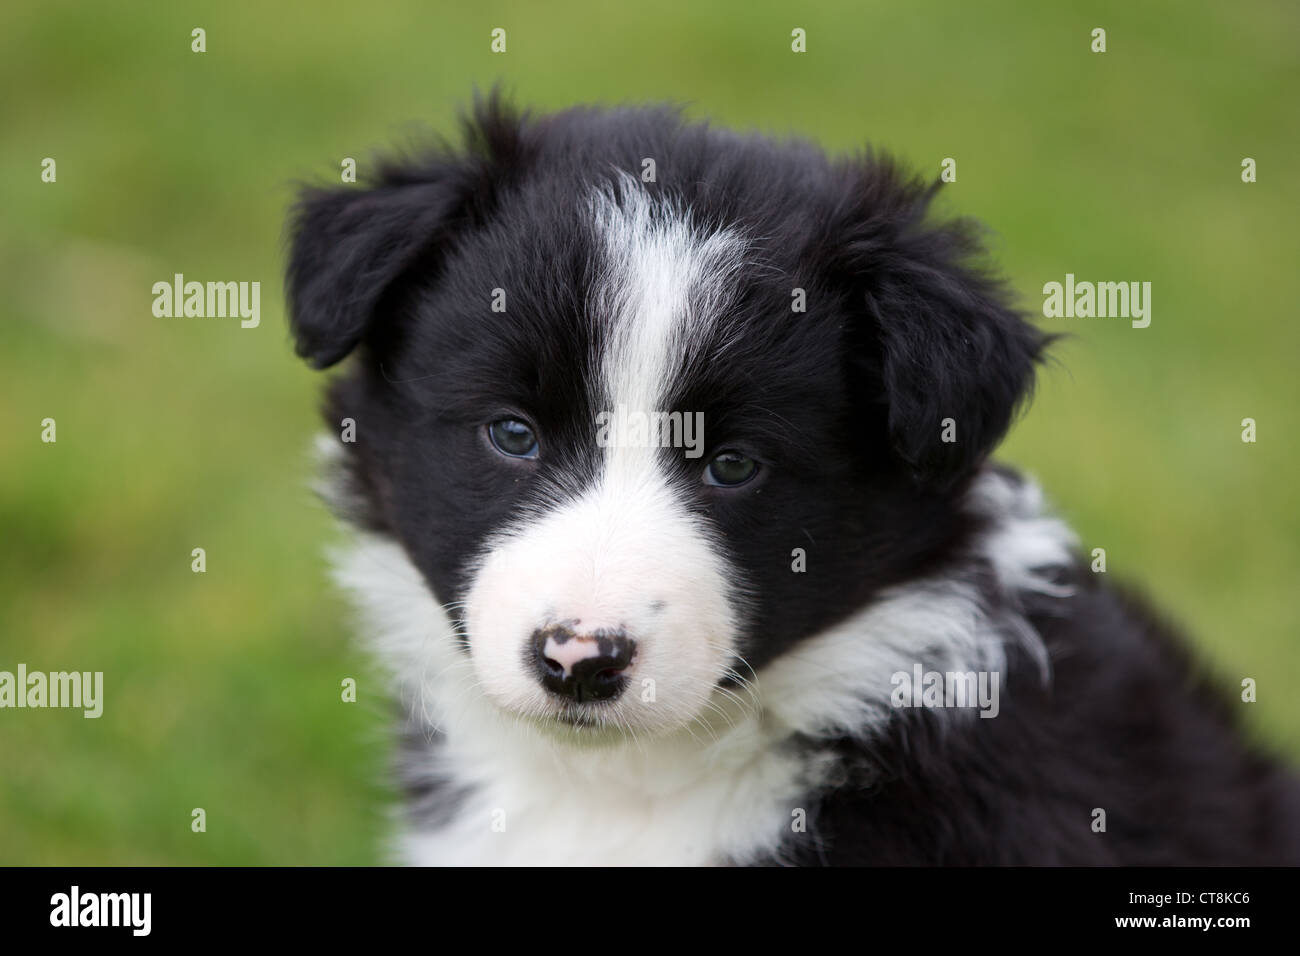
285 89 527 369
285 176 465 369
837 160 1051 490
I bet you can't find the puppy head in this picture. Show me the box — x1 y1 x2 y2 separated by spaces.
286 95 1048 740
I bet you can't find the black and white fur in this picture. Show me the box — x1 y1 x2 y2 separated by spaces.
285 95 1300 865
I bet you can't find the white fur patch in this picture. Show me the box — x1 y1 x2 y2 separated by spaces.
329 465 1077 865
588 174 747 420
759 471 1077 739
458 179 750 738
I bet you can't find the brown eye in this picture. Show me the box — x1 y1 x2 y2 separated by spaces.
488 419 539 459
704 451 757 487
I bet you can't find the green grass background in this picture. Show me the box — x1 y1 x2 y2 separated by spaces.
1 0 1296 864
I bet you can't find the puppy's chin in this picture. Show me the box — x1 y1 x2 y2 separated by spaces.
482 686 712 747
519 709 639 748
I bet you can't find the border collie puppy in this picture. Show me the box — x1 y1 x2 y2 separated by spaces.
285 95 1300 865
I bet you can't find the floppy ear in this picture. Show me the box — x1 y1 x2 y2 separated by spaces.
285 177 466 369
285 90 527 369
837 160 1050 489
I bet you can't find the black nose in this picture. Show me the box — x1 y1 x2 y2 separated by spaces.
531 625 636 703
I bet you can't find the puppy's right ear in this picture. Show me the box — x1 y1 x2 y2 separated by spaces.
285 177 465 369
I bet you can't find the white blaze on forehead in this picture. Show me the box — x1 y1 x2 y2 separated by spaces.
588 175 746 456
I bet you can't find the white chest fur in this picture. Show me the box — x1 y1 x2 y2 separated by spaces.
329 469 1075 866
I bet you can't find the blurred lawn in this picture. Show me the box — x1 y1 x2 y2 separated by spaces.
1 0 1296 864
